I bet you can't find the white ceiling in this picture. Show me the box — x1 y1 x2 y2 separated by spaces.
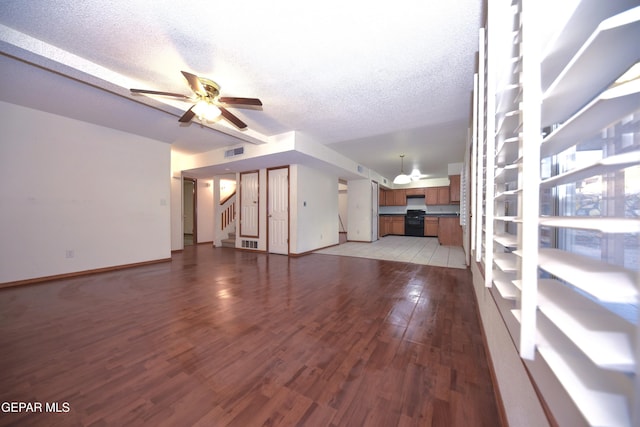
0 0 483 181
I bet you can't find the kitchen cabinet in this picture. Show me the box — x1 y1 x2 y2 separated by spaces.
405 188 424 197
379 215 405 236
390 216 404 235
379 189 406 206
379 189 391 206
425 188 437 205
438 217 462 246
379 216 391 236
391 189 406 206
437 187 450 204
424 217 438 237
379 189 404 206
425 187 450 205
449 175 460 203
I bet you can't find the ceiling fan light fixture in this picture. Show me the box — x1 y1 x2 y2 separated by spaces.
393 154 412 184
410 168 422 181
193 99 221 122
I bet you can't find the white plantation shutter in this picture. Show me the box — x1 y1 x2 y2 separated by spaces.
534 3 639 425
478 0 640 425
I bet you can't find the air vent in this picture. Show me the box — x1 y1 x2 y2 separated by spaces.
241 240 258 249
224 147 244 158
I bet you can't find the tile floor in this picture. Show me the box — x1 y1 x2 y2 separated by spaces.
315 235 468 269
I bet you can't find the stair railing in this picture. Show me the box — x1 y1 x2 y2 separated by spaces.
220 191 236 236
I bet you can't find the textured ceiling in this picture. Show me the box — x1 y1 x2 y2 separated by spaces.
0 0 482 180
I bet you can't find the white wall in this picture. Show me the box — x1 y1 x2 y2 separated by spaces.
219 178 236 202
346 179 372 242
0 101 171 283
170 151 186 251
290 164 339 254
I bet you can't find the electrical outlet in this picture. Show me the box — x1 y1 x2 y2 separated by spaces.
65 250 74 259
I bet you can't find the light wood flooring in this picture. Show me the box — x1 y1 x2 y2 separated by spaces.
0 245 500 426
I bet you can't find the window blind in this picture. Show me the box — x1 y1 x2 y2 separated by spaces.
478 0 640 425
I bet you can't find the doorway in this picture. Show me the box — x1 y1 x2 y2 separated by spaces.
183 177 197 246
338 180 348 244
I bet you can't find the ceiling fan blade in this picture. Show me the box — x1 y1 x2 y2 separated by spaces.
178 105 196 123
130 88 190 99
218 97 263 106
219 106 247 129
181 71 206 97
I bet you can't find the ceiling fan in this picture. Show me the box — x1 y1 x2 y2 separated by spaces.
130 71 262 129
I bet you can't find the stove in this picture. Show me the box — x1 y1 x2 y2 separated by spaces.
405 209 425 236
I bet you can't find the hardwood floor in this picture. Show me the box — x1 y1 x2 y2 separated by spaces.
0 246 501 427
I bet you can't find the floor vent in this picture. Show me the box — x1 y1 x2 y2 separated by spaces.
241 240 258 249
224 147 244 158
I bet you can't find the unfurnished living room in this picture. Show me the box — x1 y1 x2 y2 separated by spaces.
1 1 639 426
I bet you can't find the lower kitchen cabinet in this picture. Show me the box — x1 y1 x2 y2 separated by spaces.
438 217 462 246
424 217 438 237
379 216 390 236
390 216 404 235
379 215 405 236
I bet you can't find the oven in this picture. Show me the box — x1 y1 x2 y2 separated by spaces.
405 209 425 237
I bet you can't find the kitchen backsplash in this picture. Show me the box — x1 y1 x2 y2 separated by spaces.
379 198 461 215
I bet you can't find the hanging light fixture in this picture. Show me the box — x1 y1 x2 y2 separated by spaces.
393 155 411 184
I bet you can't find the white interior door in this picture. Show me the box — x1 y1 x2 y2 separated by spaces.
268 167 289 254
371 181 379 241
240 171 259 237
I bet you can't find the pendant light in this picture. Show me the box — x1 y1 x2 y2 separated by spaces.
393 155 411 184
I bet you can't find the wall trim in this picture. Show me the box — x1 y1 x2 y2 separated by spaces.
0 258 171 290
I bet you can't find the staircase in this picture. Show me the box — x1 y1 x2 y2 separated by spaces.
221 232 236 248
219 191 236 249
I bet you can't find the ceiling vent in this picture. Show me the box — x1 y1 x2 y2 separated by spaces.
224 147 244 158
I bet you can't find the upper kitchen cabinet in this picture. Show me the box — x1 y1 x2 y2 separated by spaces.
449 175 461 203
405 188 425 197
379 188 388 206
379 189 407 206
426 187 450 205
437 187 450 204
391 189 406 206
